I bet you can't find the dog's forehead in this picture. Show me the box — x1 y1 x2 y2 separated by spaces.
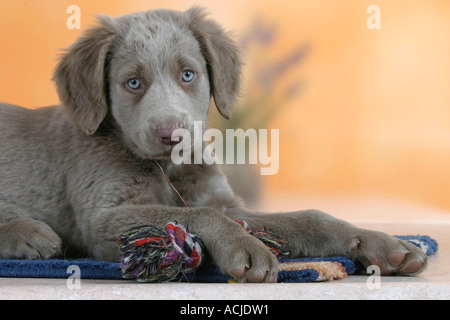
115 12 199 58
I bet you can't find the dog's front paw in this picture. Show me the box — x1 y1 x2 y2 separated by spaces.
354 230 428 276
0 218 62 259
212 233 278 283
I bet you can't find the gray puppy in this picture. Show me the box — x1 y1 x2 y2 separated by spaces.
0 7 427 282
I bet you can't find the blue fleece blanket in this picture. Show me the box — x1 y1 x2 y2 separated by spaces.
0 256 356 283
0 235 437 283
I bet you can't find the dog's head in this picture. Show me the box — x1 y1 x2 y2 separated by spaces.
53 7 241 159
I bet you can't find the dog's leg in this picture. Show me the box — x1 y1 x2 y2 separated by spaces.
225 208 428 275
87 205 278 282
0 217 62 259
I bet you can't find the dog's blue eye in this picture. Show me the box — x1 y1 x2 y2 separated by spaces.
127 78 141 90
182 70 195 83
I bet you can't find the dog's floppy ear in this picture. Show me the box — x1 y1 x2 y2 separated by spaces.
187 7 242 119
53 16 117 135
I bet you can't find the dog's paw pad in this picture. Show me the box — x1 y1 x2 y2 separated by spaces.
387 251 407 267
401 260 424 274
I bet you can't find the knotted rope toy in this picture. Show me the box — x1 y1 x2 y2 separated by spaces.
234 220 290 258
117 220 289 283
117 222 203 282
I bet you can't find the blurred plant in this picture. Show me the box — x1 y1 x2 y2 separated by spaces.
210 17 310 131
209 17 310 206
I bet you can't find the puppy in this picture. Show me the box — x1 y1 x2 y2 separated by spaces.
0 7 427 282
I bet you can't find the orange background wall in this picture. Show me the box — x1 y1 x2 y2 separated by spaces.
1 1 449 212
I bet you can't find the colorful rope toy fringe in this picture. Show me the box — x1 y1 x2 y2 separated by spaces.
117 222 203 282
117 220 289 283
235 220 290 258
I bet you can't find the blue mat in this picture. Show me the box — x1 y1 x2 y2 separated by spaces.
0 235 437 283
0 256 355 283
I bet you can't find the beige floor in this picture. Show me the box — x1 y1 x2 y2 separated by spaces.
1 196 449 300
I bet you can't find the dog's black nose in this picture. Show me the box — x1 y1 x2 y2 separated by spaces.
157 127 183 146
